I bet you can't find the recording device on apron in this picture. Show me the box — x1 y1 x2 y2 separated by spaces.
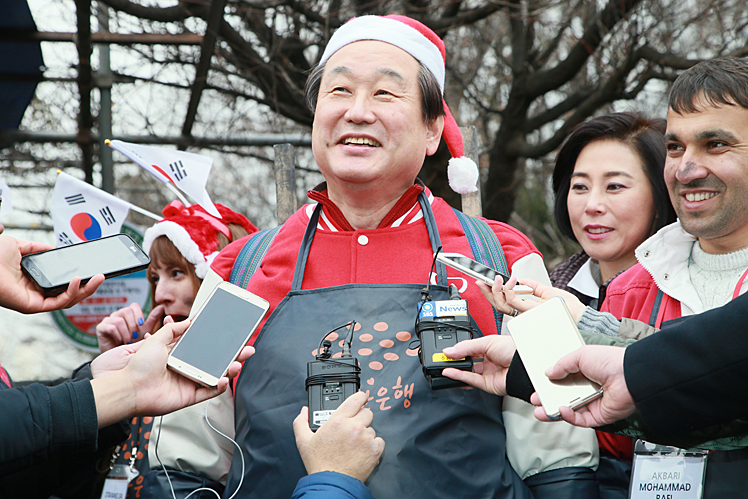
306 320 362 431
414 276 475 389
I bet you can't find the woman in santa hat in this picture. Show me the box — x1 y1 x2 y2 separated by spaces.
96 201 256 349
94 200 257 499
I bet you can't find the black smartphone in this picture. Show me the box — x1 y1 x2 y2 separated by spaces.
21 234 150 296
436 252 509 286
167 282 269 388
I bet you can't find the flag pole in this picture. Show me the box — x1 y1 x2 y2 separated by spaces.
165 182 191 208
129 205 162 221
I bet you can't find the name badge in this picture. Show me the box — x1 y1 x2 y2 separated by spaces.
100 464 129 499
629 440 707 499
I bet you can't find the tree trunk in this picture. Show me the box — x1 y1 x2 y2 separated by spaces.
483 140 521 223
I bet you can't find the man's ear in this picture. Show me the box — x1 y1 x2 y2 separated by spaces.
425 115 445 156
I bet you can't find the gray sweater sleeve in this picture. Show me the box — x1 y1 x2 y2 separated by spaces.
577 307 659 341
576 307 622 337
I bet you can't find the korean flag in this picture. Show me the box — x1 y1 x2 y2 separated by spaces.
50 172 131 247
107 140 220 218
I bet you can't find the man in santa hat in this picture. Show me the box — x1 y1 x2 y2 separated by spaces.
207 15 599 499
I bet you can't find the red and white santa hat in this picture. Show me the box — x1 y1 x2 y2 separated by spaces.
318 15 479 194
143 201 258 278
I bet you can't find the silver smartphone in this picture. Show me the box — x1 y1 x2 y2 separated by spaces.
21 234 150 296
436 252 534 295
506 297 603 420
167 281 269 388
436 252 509 286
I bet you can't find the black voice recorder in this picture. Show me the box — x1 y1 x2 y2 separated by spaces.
415 285 474 390
306 321 361 431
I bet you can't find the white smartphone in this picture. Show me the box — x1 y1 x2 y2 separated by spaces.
167 281 269 387
436 252 534 295
506 297 602 420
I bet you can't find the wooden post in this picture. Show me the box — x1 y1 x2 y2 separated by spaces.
459 126 482 218
274 143 298 225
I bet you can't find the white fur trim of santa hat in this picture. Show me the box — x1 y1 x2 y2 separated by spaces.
143 221 211 279
319 16 445 93
448 157 480 194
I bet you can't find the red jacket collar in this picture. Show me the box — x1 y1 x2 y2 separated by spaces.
307 182 426 231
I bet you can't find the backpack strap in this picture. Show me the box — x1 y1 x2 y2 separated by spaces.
229 226 282 289
452 208 508 334
648 288 664 327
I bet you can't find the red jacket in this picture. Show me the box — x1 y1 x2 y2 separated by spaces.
601 263 682 328
211 186 541 345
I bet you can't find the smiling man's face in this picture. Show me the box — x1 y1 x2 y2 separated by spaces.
311 40 443 202
664 99 748 253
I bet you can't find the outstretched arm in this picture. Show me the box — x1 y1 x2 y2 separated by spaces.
0 236 104 313
293 391 385 484
91 319 254 427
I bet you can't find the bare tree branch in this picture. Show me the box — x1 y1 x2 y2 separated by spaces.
524 0 642 98
100 0 197 23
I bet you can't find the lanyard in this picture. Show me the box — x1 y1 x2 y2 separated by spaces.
731 267 748 300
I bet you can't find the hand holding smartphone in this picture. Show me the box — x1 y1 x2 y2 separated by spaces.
436 252 533 294
436 253 508 286
506 297 602 420
21 234 150 296
167 282 269 387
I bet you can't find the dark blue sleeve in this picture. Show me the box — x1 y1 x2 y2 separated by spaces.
524 466 600 499
0 380 98 477
292 471 375 499
625 291 748 438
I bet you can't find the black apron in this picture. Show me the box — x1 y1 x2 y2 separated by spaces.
225 194 532 499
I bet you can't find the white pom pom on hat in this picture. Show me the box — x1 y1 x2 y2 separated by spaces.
319 15 479 194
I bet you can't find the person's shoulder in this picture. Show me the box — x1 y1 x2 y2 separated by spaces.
212 207 314 280
602 263 660 318
430 199 539 261
549 251 588 286
211 235 252 280
605 263 654 295
479 217 539 255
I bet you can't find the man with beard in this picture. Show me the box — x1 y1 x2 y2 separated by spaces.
600 57 748 497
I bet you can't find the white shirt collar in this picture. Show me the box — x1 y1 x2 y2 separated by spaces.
567 258 600 300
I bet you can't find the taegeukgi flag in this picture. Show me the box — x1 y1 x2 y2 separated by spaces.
106 139 220 218
50 171 131 247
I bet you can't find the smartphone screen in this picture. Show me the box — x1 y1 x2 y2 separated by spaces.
437 253 509 286
22 234 149 292
169 285 268 381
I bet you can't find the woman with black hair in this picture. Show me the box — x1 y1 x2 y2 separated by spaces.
551 112 676 309
549 112 676 499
